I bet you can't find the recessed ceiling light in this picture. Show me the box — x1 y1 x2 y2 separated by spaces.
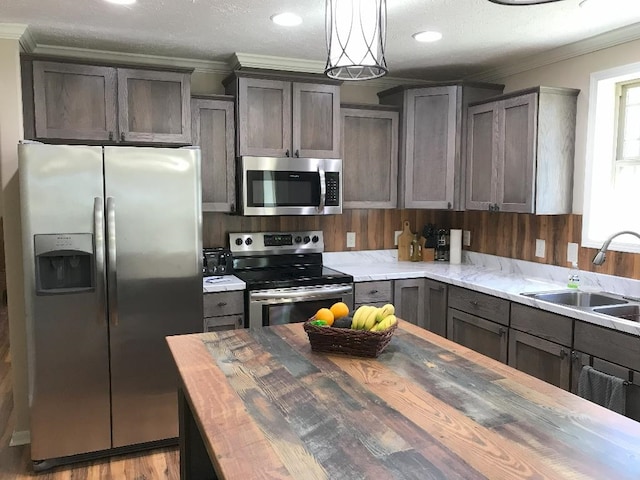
271 12 302 27
412 31 443 43
104 0 136 4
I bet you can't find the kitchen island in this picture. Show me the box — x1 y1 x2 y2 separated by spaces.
167 321 640 480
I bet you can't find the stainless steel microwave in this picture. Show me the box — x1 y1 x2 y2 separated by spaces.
238 156 342 216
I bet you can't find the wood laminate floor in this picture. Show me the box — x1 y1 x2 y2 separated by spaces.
0 305 180 479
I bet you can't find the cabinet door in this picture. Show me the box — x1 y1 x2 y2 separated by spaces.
509 330 571 390
496 93 537 213
403 86 458 209
447 308 508 363
293 83 341 158
341 107 398 208
32 61 117 141
237 77 292 157
394 279 425 327
191 97 236 212
204 314 244 332
117 68 191 144
466 102 498 211
424 279 447 337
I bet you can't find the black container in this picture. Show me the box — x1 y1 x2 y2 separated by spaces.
435 229 449 262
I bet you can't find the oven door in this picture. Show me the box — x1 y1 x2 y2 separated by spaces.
248 284 353 328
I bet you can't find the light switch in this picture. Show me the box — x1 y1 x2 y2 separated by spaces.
463 230 471 247
535 239 545 258
346 232 356 248
567 242 579 264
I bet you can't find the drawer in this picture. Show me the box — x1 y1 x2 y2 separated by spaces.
205 314 244 332
203 290 244 317
511 303 573 346
448 286 510 326
574 321 640 372
354 281 393 305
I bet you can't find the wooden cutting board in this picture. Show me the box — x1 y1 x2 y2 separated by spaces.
397 220 413 261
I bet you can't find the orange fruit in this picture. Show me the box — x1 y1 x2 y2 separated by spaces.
315 308 335 326
330 302 349 320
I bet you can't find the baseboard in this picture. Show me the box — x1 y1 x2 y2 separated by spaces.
10 429 30 446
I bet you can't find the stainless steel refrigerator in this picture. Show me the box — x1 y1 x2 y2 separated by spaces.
19 143 203 467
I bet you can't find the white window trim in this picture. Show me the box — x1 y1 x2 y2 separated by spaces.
583 61 640 254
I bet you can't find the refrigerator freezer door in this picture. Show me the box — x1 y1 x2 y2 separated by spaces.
103 146 203 447
19 144 111 460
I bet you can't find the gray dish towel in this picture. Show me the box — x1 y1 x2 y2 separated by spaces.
578 365 627 415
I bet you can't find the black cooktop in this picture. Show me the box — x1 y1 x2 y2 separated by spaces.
233 253 353 291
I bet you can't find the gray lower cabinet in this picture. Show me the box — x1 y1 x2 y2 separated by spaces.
203 291 245 332
466 86 578 214
508 303 573 390
424 279 448 337
378 82 504 210
447 286 509 363
341 104 399 209
26 60 191 144
354 280 393 309
394 278 425 327
191 96 236 212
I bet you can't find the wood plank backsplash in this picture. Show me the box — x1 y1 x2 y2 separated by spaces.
203 210 639 280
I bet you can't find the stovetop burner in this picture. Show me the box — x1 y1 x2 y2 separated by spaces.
229 231 353 291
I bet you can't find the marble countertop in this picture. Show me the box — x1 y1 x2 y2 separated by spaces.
202 275 245 293
323 250 640 337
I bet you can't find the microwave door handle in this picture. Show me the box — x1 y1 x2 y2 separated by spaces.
317 166 326 214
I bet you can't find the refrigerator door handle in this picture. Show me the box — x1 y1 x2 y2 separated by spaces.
94 197 106 326
106 197 119 327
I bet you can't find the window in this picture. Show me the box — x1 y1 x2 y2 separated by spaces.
583 62 640 253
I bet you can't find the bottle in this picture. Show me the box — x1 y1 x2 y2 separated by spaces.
567 262 580 289
410 234 421 262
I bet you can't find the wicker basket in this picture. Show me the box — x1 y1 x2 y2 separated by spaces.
303 319 397 358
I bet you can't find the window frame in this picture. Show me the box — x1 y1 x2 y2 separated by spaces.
615 79 640 165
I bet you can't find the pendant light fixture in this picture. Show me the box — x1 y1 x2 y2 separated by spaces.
487 0 563 4
325 0 388 81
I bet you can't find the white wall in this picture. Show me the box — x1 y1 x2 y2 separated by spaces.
495 38 640 214
0 37 29 442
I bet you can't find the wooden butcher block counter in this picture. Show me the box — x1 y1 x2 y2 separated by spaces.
167 321 640 480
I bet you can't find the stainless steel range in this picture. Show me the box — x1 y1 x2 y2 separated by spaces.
230 231 353 329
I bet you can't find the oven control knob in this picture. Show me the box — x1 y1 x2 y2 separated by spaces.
312 235 319 243
235 238 243 246
245 237 253 246
303 235 310 244
295 236 302 244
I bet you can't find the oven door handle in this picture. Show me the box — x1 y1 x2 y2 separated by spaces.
251 285 352 301
317 165 326 214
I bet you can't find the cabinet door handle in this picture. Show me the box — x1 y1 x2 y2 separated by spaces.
499 327 506 336
120 132 125 142
294 149 299 158
495 204 500 212
447 202 452 209
285 149 290 157
469 300 478 306
217 302 227 307
108 131 114 141
560 349 567 359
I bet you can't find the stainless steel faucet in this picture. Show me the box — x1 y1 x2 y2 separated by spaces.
592 230 640 265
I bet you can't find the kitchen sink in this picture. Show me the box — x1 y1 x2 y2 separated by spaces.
522 290 628 307
593 304 640 322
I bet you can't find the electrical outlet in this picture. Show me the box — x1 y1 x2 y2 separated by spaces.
394 230 402 246
346 232 356 248
463 230 471 247
567 242 579 264
535 239 546 258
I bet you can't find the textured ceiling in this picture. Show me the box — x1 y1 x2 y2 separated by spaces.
1 0 640 80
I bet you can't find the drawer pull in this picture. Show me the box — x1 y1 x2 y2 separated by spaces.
469 300 479 306
217 302 227 307
560 349 567 359
369 290 378 294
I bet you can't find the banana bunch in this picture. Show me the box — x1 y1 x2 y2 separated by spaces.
351 304 397 332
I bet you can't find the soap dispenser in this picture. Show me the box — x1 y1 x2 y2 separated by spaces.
567 262 580 289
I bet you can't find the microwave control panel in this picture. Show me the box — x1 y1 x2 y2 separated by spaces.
326 172 340 206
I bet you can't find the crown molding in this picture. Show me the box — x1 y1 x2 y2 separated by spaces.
467 22 640 82
230 52 428 88
27 43 230 74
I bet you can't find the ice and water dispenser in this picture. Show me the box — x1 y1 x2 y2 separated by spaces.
34 234 95 294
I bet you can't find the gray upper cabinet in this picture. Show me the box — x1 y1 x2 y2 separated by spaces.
191 96 236 212
466 86 579 214
341 104 399 209
228 73 341 159
29 60 191 144
378 82 503 210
